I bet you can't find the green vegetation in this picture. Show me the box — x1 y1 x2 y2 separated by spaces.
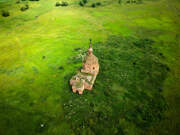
82 0 87 4
79 1 84 6
91 3 96 8
56 1 68 7
29 0 40 1
20 4 29 11
1 10 9 17
90 2 102 8
79 0 88 7
64 36 170 134
55 2 61 7
0 0 180 135
60 1 68 6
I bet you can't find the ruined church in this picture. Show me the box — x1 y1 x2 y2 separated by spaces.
70 40 99 94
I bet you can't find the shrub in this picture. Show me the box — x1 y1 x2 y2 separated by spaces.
96 2 101 6
82 0 87 4
16 0 20 4
29 0 40 1
126 0 130 3
56 1 68 7
58 66 64 70
79 1 84 6
55 2 61 6
20 4 29 11
25 4 29 9
1 10 10 17
42 56 46 59
60 1 68 6
91 2 101 8
21 7 26 11
91 3 96 8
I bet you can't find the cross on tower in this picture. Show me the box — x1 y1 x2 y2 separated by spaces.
88 39 93 55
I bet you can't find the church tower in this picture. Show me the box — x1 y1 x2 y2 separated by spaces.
81 39 99 75
70 39 99 94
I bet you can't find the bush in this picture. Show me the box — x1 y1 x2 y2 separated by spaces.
20 7 26 11
20 4 29 11
55 2 61 6
58 66 64 70
79 1 84 6
25 4 29 9
91 3 96 8
29 0 39 1
126 0 130 3
96 2 101 6
82 0 87 4
56 1 68 7
16 0 20 4
60 1 68 6
1 10 10 17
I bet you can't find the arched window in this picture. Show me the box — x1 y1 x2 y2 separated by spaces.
93 67 95 70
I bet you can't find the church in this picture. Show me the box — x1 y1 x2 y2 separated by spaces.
70 40 99 94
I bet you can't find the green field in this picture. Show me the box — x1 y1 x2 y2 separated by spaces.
0 0 180 134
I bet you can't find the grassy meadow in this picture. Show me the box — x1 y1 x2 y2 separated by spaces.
0 0 180 134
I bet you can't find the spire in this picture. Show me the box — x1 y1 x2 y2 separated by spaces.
89 39 92 48
88 39 93 55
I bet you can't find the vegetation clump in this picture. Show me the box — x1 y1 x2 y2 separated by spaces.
55 1 68 7
91 3 96 8
79 1 84 6
60 1 68 6
1 10 10 17
29 0 40 1
91 2 101 8
55 2 61 6
58 66 64 70
96 2 101 6
82 0 87 4
79 0 88 7
16 0 21 4
126 0 143 4
20 4 29 11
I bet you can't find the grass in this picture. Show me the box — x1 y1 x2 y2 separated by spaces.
0 0 180 134
63 36 170 134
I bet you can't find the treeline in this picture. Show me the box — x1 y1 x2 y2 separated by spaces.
119 0 143 4
1 0 145 17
